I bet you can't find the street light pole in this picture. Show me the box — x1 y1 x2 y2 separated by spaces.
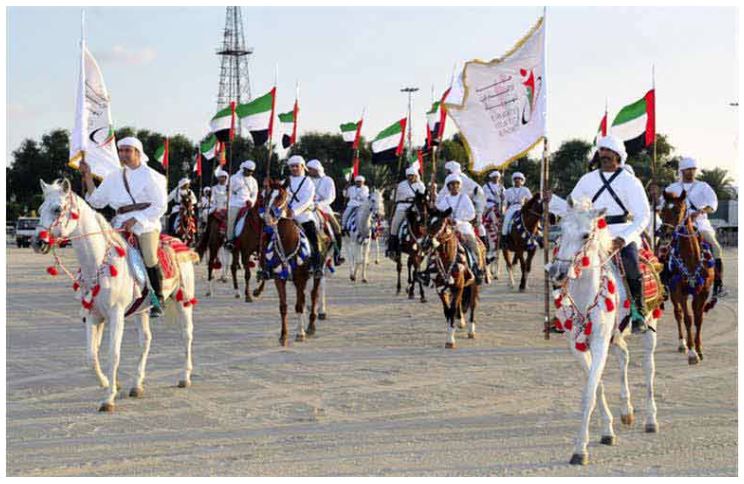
400 87 419 155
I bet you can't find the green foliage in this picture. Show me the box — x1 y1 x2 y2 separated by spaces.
698 167 737 200
550 139 593 196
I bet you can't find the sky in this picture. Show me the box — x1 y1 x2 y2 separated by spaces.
5 6 740 181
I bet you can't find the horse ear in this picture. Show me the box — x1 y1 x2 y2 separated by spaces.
591 207 607 219
566 195 574 208
40 179 51 193
61 178 71 193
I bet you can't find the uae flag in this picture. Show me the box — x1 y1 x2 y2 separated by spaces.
593 111 608 145
611 89 655 155
426 87 451 148
154 138 169 169
340 120 363 149
193 152 202 176
278 100 299 149
200 134 218 160
342 166 353 182
237 87 276 146
371 118 406 164
209 103 236 142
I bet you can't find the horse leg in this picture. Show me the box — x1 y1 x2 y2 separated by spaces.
129 312 152 398
440 291 456 349
295 276 307 342
641 325 659 433
518 252 528 292
454 281 466 330
231 250 240 299
307 277 320 336
396 257 403 295
504 249 515 289
99 306 125 412
692 292 707 361
362 241 369 283
374 237 380 264
682 297 699 364
611 334 634 425
417 260 427 303
570 340 611 465
85 317 109 388
467 286 479 339
243 251 253 302
673 297 686 352
276 280 289 347
522 249 535 291
206 255 214 297
407 258 415 299
318 276 328 320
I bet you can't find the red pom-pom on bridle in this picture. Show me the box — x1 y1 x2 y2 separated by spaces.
46 266 58 276
597 218 607 229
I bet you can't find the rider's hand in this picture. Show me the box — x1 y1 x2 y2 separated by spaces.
689 210 701 220
542 189 552 202
611 237 625 253
79 160 92 178
287 209 294 219
122 218 137 232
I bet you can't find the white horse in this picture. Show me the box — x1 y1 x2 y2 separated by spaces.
546 197 659 466
345 189 385 283
33 179 197 412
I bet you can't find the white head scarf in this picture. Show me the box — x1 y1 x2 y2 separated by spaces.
445 173 462 187
240 160 256 171
488 170 501 180
287 155 305 166
512 172 525 183
405 166 419 177
678 156 698 180
214 167 228 179
354 175 365 183
117 137 149 162
596 135 628 164
306 159 325 176
178 178 191 189
444 160 461 174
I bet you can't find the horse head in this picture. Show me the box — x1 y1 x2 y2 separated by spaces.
521 192 544 229
659 190 688 243
405 191 429 237
264 180 289 224
369 188 385 218
34 178 79 254
547 196 608 285
420 207 452 252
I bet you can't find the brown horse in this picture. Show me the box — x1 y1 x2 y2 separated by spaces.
658 190 716 364
229 202 267 302
264 181 328 346
501 193 543 291
395 191 429 302
195 209 227 297
421 207 480 348
176 195 197 247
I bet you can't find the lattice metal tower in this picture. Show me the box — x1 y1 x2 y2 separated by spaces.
216 7 253 122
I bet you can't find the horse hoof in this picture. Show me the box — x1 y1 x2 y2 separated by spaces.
295 334 306 343
318 313 327 320
420 297 427 303
519 287 526 293
245 296 253 303
445 342 456 349
645 423 658 433
177 380 191 388
600 435 616 446
688 356 700 365
698 352 704 361
374 260 379 265
467 333 476 339
98 402 115 413
408 293 415 300
252 289 261 297
205 291 212 297
621 413 635 426
129 386 144 398
677 344 686 353
279 337 289 347
362 279 368 284
350 275 356 282
306 327 316 337
569 453 588 466
458 321 466 329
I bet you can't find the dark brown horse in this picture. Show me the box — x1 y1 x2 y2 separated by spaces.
196 209 227 297
264 181 327 346
229 202 267 302
421 207 480 348
658 190 716 364
176 195 197 247
502 193 543 291
396 191 429 302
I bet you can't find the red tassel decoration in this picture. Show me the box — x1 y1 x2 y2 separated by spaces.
623 299 631 309
189 297 198 306
72 281 80 291
554 319 563 331
605 297 615 312
564 319 573 331
70 211 79 220
109 265 118 277
92 284 101 297
46 266 59 276
115 246 126 257
607 279 616 294
39 230 49 241
554 295 563 309
82 299 93 310
597 218 607 229
575 342 588 352
176 289 184 302
552 246 559 257
581 256 590 268
183 301 191 307
584 321 593 335
248 260 256 268
652 308 663 319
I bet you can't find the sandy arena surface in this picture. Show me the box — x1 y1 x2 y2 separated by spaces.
6 245 738 476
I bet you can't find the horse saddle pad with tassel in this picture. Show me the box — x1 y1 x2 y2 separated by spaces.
126 234 198 281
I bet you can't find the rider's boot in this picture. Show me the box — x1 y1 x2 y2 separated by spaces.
333 228 345 265
147 266 165 318
386 235 399 259
627 278 650 334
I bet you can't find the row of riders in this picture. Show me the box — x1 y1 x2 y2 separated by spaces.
34 133 727 463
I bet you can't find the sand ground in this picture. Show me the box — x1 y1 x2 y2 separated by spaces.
6 245 738 476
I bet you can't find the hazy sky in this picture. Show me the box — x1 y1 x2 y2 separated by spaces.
6 6 739 180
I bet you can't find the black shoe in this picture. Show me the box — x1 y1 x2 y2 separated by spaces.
334 254 345 266
150 298 164 318
631 315 649 334
258 269 271 281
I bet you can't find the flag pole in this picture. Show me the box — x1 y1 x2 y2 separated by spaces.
541 6 551 340
265 65 278 184
651 64 657 251
226 101 236 211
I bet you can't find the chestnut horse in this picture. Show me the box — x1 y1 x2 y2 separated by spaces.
195 209 228 296
264 181 328 345
502 193 543 291
658 190 716 364
420 207 480 348
229 202 267 302
175 195 197 247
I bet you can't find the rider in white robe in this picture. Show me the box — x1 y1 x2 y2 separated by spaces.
388 166 426 257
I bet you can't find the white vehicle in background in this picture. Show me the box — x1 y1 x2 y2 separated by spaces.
15 217 39 248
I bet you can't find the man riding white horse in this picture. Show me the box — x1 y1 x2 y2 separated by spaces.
285 155 323 278
225 160 258 250
436 173 488 284
552 135 652 334
307 158 344 266
80 137 168 317
663 156 726 297
387 165 426 258
501 171 533 245
341 175 369 235
437 160 487 245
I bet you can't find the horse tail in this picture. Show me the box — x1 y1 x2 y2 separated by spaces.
196 216 210 259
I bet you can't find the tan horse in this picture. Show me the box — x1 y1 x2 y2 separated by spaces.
658 190 716 364
229 202 267 302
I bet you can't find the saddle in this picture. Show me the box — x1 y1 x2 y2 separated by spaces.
210 209 228 235
125 233 198 282
609 242 664 315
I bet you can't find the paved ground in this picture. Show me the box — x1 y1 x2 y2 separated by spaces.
6 246 738 476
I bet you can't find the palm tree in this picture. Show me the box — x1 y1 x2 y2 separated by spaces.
698 167 736 200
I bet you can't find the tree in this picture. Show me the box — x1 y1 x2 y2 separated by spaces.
550 139 593 196
698 167 736 201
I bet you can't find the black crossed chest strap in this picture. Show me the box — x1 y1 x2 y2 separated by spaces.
592 169 629 216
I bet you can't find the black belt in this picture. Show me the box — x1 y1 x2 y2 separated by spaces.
117 202 151 215
605 214 628 225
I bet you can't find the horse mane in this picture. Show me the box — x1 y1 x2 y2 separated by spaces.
75 193 127 249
